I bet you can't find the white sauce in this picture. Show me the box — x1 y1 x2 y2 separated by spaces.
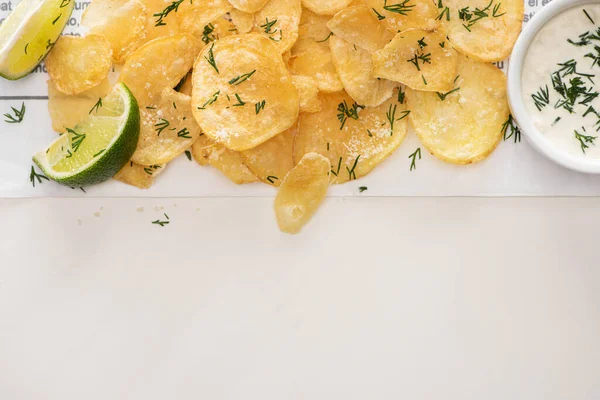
522 5 600 158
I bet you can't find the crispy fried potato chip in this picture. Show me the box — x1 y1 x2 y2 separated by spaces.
45 35 113 95
294 89 408 184
292 75 321 113
120 34 202 105
241 125 296 186
141 0 180 43
406 55 508 164
133 88 202 165
301 0 353 15
176 0 232 37
81 0 147 63
373 28 457 92
47 79 111 133
192 134 258 184
442 0 524 62
329 36 395 107
327 5 394 53
253 0 301 54
114 161 166 189
366 0 439 32
274 152 330 234
230 9 255 33
192 33 299 151
229 0 269 13
288 9 343 92
177 71 193 96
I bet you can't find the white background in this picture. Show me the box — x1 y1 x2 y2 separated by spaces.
1 197 599 399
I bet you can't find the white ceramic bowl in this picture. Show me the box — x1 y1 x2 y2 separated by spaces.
507 0 600 174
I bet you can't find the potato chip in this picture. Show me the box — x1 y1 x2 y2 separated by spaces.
176 0 232 37
141 0 180 42
274 152 330 234
301 0 353 15
81 0 148 63
294 89 408 184
47 79 111 133
229 0 269 13
442 0 524 62
192 134 258 184
45 35 113 95
192 33 299 151
292 75 321 113
253 0 301 54
230 9 255 33
365 0 439 32
326 5 394 53
114 161 166 189
120 34 202 105
241 125 296 186
288 41 343 93
406 55 508 164
373 29 457 92
133 87 202 165
293 7 332 47
329 36 395 107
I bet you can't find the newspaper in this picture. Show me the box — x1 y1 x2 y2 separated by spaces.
2 0 600 198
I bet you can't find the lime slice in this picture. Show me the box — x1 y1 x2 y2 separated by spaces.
33 82 140 187
0 0 75 80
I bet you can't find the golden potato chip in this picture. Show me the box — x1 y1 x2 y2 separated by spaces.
373 28 457 92
192 134 258 184
274 152 330 234
176 0 232 37
45 35 113 95
47 79 111 133
326 5 394 53
293 7 332 47
192 33 299 151
114 161 166 189
133 88 202 165
365 0 439 32
120 34 202 105
81 0 148 63
142 0 181 43
288 41 343 93
301 0 353 15
406 55 508 164
228 0 269 13
241 125 296 186
441 0 524 62
230 9 255 33
329 36 395 107
292 75 321 113
253 0 301 54
294 89 408 184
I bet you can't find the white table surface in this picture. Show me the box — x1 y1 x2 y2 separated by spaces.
1 197 599 399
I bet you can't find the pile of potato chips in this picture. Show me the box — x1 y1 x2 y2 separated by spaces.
44 0 523 233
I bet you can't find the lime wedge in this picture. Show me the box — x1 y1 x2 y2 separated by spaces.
0 0 75 80
33 82 140 187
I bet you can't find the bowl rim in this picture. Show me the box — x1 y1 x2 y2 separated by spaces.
507 0 600 174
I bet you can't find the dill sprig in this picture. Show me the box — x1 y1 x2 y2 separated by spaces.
459 0 505 32
66 128 86 153
152 213 170 227
408 148 421 171
229 70 256 86
3 102 25 123
383 0 415 15
89 98 102 114
337 100 364 130
346 155 361 180
154 0 188 27
198 90 220 110
29 166 49 187
574 127 597 154
407 39 431 71
201 23 217 44
386 104 410 135
154 118 170 136
501 115 521 143
372 8 386 20
255 100 266 115
436 87 460 101
532 85 550 111
205 43 219 74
